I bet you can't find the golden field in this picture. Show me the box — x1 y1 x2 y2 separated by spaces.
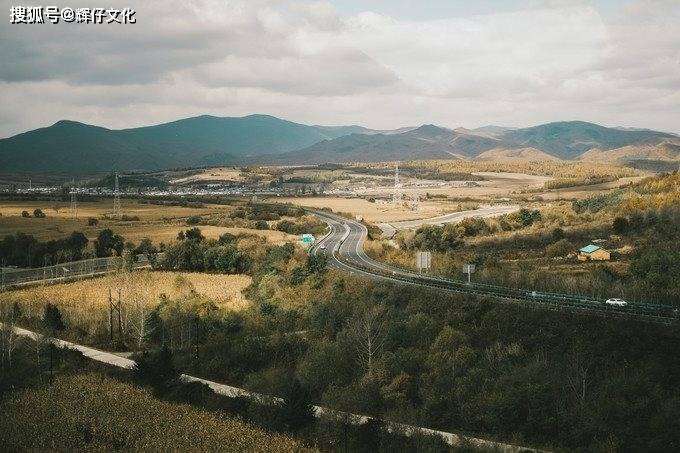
0 271 252 325
0 199 228 241
0 199 300 244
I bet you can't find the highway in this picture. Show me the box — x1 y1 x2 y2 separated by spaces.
387 204 520 231
310 210 679 325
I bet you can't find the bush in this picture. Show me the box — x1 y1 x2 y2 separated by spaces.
42 303 66 332
612 216 629 234
87 217 99 226
21 210 30 218
33 209 46 218
186 215 202 225
133 344 178 390
278 379 315 431
545 239 573 258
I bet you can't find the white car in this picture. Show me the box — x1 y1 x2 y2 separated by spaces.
319 245 326 250
605 298 628 307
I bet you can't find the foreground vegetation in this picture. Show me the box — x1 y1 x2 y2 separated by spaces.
0 373 306 452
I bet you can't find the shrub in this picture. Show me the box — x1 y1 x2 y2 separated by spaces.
33 209 46 218
21 210 30 218
42 303 66 332
545 239 573 258
133 344 178 390
186 215 202 225
87 217 99 226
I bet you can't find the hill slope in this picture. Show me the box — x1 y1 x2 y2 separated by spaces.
275 125 501 164
499 121 676 160
277 121 677 164
0 114 369 173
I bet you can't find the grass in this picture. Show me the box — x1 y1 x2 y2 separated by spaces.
0 373 308 452
0 271 252 336
0 199 300 244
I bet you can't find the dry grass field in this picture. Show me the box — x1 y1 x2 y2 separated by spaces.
0 199 223 220
0 199 300 244
169 166 245 184
0 271 252 325
0 199 227 241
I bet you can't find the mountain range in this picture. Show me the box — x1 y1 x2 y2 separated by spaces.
0 115 677 174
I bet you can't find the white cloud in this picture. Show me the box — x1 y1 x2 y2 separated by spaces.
0 0 678 136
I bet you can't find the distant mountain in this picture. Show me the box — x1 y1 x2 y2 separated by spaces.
475 147 559 161
1 116 677 173
578 142 680 163
498 121 677 160
465 125 518 138
0 114 368 173
275 124 501 164
278 120 677 164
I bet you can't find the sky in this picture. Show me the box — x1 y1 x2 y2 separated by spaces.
0 0 679 137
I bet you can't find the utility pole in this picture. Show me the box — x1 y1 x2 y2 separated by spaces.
69 178 78 219
109 288 123 344
113 173 121 219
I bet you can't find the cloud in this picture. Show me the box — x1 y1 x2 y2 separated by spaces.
0 0 678 137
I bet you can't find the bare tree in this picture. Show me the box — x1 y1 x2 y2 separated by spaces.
0 303 20 368
121 272 158 349
565 342 592 411
347 306 388 375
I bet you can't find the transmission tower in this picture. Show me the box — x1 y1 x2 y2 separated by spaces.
410 192 420 211
113 173 121 218
392 162 403 206
69 178 78 219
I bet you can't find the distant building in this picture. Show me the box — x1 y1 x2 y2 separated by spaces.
578 244 611 261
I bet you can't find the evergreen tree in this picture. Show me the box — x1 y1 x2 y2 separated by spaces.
42 303 65 332
279 379 315 431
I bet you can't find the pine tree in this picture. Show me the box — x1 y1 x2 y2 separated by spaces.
42 304 65 332
279 379 315 431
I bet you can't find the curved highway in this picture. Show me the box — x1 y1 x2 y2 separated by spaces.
310 210 679 325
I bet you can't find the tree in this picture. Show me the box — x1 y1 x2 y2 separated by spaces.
87 217 99 226
133 343 177 390
306 253 328 275
33 209 46 218
546 239 573 258
279 378 315 431
204 245 245 274
612 216 629 234
346 307 388 375
42 304 65 332
551 227 565 241
94 229 124 257
186 215 202 225
184 227 204 242
121 249 135 272
162 240 205 271
21 211 30 218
